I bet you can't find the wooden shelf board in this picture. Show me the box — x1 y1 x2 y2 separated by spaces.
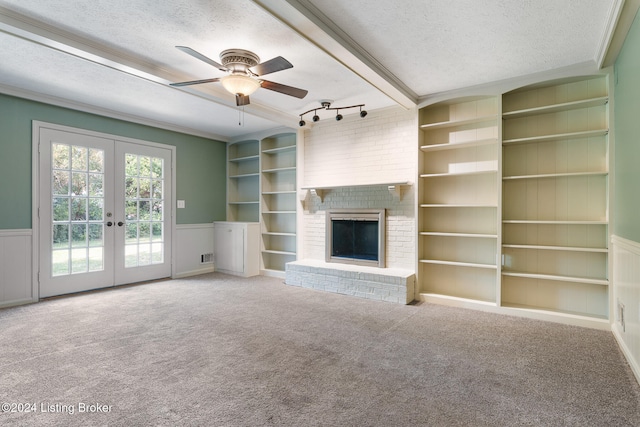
500 303 609 322
421 169 497 178
503 171 608 180
229 154 259 163
262 191 297 195
419 259 497 269
262 167 296 173
502 220 607 225
420 114 497 130
262 210 296 214
229 172 259 179
418 293 498 307
420 138 498 152
421 204 497 208
228 201 259 205
501 271 608 286
262 145 296 154
502 244 608 253
420 232 498 239
502 129 608 145
502 96 608 119
263 232 296 237
262 249 296 256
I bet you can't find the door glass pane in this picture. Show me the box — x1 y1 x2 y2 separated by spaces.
123 153 165 267
51 143 105 276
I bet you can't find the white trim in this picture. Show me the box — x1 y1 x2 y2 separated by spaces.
2 83 229 142
612 324 640 385
610 234 640 385
32 121 178 298
611 234 640 254
595 0 625 68
176 223 215 230
0 229 32 237
172 266 215 279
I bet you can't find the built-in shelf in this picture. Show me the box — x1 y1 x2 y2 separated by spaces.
262 210 296 214
263 232 296 237
262 145 296 154
499 303 609 322
420 170 497 178
419 259 497 269
262 167 296 174
262 249 296 256
502 244 608 253
502 129 608 145
502 220 607 225
259 133 297 276
501 271 608 286
229 154 260 163
420 232 497 238
420 138 498 152
420 114 497 130
502 96 608 119
229 172 260 179
421 204 497 208
503 171 608 180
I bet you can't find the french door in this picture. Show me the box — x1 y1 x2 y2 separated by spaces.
38 127 173 298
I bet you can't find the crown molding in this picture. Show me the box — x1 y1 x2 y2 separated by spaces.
0 83 230 142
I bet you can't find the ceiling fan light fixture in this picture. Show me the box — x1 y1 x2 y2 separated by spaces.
220 74 261 96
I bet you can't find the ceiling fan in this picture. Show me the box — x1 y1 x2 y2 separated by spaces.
170 46 308 106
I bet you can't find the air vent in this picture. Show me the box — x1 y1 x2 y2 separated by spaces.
201 253 214 264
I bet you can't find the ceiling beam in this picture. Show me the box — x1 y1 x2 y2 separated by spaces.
252 0 417 109
0 6 299 129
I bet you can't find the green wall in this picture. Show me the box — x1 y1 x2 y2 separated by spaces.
614 10 640 242
0 94 227 229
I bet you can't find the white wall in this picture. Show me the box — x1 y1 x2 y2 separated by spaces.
0 229 34 307
173 223 215 278
611 235 640 383
0 225 214 307
300 106 418 270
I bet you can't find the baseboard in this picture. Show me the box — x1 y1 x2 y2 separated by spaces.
0 297 37 309
172 265 215 279
612 325 640 385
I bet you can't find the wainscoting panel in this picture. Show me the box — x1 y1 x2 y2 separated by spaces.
174 223 215 278
0 229 35 307
611 235 640 383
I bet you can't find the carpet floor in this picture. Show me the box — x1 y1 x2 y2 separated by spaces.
0 272 638 426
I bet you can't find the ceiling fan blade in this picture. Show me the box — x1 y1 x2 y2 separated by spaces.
175 46 227 71
236 94 250 106
250 56 293 76
260 80 308 99
170 77 221 87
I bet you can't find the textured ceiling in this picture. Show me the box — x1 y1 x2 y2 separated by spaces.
0 0 631 140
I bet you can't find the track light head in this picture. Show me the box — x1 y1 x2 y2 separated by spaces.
312 113 320 122
360 109 368 118
335 113 343 121
299 119 306 127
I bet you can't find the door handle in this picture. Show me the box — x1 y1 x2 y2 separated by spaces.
117 221 124 227
106 221 113 227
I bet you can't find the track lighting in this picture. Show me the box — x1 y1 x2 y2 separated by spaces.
298 100 367 126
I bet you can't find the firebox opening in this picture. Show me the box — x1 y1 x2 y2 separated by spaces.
326 209 386 268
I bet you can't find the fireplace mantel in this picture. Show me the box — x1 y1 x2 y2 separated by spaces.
301 181 412 201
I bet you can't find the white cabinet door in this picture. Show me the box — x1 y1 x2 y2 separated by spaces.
214 222 244 273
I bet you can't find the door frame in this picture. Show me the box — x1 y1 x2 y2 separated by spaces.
32 121 177 299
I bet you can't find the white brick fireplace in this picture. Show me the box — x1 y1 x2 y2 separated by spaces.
285 106 418 303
